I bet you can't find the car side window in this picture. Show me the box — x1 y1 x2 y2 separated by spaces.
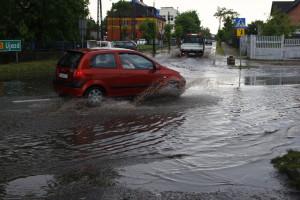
90 53 116 68
120 53 154 70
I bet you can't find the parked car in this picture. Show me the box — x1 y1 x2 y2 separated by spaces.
205 39 213 46
53 48 186 105
137 39 147 45
112 41 137 50
86 40 114 48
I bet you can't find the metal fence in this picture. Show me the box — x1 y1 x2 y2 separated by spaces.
0 40 86 64
242 35 300 60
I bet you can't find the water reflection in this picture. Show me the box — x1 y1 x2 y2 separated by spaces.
56 112 186 161
245 76 300 85
0 80 53 97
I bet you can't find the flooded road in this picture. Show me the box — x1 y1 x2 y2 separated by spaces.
1 51 300 199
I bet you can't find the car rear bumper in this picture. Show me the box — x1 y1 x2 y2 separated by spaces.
181 49 203 54
53 79 85 97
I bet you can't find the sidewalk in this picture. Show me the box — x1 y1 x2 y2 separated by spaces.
221 42 238 57
220 42 300 67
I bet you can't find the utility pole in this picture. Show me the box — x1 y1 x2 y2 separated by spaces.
100 0 103 40
97 0 103 40
97 0 100 40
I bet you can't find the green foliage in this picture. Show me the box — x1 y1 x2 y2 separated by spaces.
0 59 57 81
139 20 156 42
215 7 239 43
200 27 211 38
108 0 133 17
247 20 264 35
164 24 173 49
262 10 295 36
214 7 238 31
0 0 89 45
175 11 201 37
271 150 300 190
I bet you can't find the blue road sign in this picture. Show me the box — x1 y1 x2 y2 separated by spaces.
234 18 246 28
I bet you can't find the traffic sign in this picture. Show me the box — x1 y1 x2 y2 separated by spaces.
236 28 245 37
234 18 246 28
0 40 21 52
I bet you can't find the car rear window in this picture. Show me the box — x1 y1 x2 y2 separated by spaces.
183 37 204 44
58 51 83 68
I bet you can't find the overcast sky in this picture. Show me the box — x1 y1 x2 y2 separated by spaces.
88 0 289 34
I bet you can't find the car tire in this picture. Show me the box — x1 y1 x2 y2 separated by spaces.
85 87 104 106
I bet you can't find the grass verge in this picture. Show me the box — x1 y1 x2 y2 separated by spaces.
271 150 300 190
216 40 225 56
137 44 154 52
0 59 57 81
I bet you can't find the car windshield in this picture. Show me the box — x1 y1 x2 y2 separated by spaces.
58 51 82 68
183 37 203 44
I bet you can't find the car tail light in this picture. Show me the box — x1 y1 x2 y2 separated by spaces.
73 70 84 78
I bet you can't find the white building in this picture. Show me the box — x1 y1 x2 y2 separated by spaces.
159 7 179 26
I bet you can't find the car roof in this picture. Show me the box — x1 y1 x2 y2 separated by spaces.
68 48 138 55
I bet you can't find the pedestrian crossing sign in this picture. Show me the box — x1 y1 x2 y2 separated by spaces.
234 18 246 28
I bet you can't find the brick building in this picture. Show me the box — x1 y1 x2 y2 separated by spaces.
271 0 300 25
107 0 165 41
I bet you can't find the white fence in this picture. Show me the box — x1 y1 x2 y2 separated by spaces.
241 35 300 60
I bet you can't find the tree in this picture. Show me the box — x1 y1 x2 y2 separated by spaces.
214 7 239 44
0 0 90 48
174 25 183 46
214 7 238 31
164 24 173 52
140 20 156 42
262 10 295 36
108 0 133 17
247 20 264 35
140 20 157 55
200 27 211 38
175 11 201 37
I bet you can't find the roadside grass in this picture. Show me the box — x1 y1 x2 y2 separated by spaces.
0 60 57 81
216 41 225 56
271 150 300 190
137 44 153 52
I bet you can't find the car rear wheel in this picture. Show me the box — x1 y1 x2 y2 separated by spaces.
85 87 104 106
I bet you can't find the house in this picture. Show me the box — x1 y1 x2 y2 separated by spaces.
271 0 300 25
160 7 179 26
107 0 165 41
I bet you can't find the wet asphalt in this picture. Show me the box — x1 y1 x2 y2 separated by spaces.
1 44 300 200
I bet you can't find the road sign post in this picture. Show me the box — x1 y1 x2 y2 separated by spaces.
0 40 22 63
234 18 247 88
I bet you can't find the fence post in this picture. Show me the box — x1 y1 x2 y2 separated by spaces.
281 35 285 60
250 35 256 59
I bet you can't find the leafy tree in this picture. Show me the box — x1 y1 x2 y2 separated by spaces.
140 19 157 55
247 20 264 35
0 0 89 48
175 11 201 37
214 7 239 44
263 9 295 36
200 27 211 38
108 0 133 17
139 20 156 43
214 7 238 31
164 24 173 51
174 25 183 46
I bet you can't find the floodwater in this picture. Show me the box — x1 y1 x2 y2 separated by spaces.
1 52 300 199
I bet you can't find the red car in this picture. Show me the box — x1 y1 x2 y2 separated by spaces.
53 48 186 105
